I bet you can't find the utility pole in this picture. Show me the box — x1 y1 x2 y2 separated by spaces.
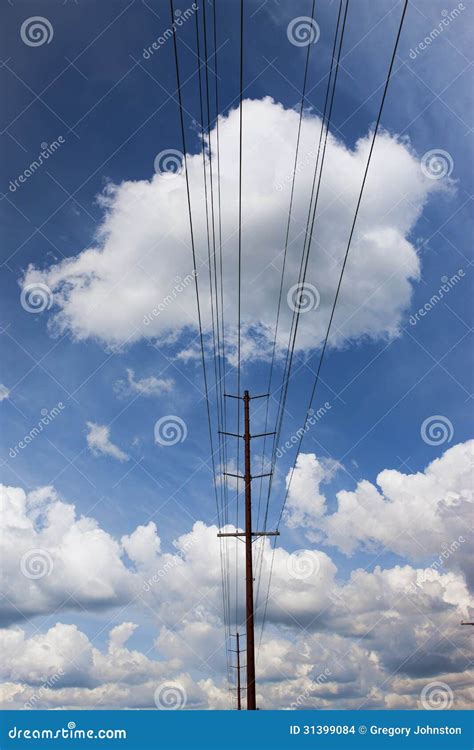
243 391 256 708
236 632 242 710
229 632 245 709
219 390 279 710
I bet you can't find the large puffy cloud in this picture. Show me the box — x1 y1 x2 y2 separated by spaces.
0 484 134 624
0 621 208 709
1 473 472 709
1 619 472 711
22 98 446 357
284 440 473 585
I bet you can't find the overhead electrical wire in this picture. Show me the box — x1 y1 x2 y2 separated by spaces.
254 0 321 614
255 0 317 543
195 2 234 700
234 0 244 639
255 0 346 615
268 0 348 516
257 0 409 655
169 0 233 703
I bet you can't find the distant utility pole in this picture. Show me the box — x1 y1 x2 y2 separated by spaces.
230 632 244 710
219 390 279 710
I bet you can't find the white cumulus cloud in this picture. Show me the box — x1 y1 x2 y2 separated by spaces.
22 98 447 358
284 441 473 586
1 473 472 709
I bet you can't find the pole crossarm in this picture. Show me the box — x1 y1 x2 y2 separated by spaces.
217 531 280 538
224 392 269 400
220 430 276 439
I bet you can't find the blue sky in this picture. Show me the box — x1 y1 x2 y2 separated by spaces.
0 0 472 710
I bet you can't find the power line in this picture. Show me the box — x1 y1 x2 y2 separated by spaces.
258 0 409 656
255 0 317 537
235 0 245 639
269 0 348 513
254 0 322 619
278 0 409 527
209 0 235 706
255 0 346 615
169 0 233 704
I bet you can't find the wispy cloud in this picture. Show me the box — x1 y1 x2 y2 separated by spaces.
0 384 10 402
86 422 129 462
114 368 174 398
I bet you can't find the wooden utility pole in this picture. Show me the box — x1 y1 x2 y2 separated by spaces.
243 391 256 708
236 632 242 710
219 390 279 710
229 632 245 709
